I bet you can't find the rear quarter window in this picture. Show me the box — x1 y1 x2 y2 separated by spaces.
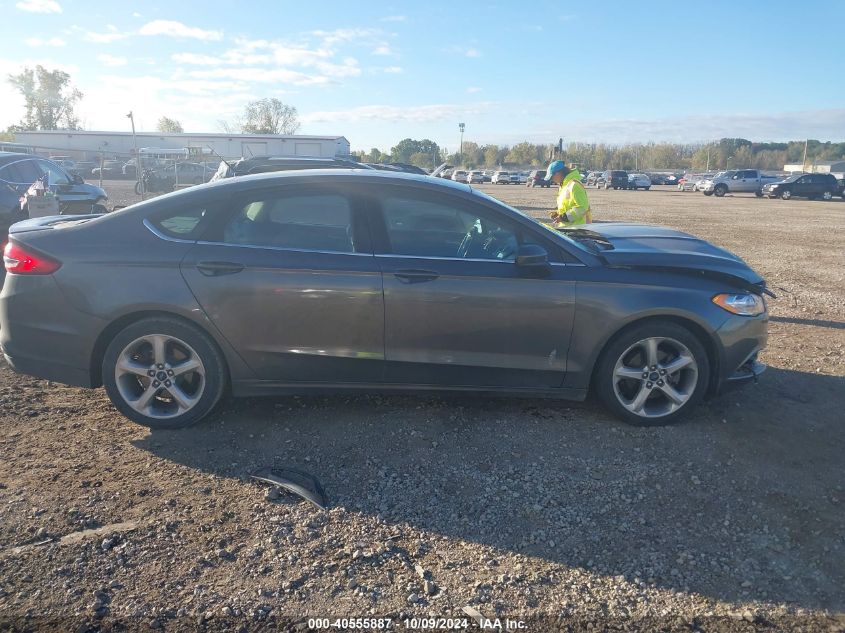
147 204 212 240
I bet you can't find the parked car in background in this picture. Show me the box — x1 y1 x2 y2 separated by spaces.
601 170 629 190
678 173 714 191
627 173 652 190
451 170 469 183
663 174 681 186
210 156 370 181
70 161 96 179
648 174 668 185
482 171 493 182
91 161 125 179
517 171 529 184
492 171 512 184
700 170 779 197
0 153 108 237
761 173 840 200
527 169 552 187
468 171 486 185
585 171 601 187
838 177 844 199
1 169 770 429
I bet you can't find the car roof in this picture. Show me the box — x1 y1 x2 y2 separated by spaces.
0 151 39 166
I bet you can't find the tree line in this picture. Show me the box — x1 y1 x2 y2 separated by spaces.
354 137 845 172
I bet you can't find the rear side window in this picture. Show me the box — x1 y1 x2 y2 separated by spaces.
148 205 213 240
221 193 356 253
0 159 42 184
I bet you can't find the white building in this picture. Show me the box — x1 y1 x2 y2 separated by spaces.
13 130 350 161
782 161 845 178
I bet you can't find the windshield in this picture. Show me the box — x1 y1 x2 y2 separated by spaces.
471 188 599 254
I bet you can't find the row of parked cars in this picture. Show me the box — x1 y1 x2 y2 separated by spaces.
582 170 653 190
677 169 844 200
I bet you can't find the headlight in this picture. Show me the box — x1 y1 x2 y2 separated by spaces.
712 293 766 316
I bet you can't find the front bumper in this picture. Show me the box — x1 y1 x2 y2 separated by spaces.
712 312 768 395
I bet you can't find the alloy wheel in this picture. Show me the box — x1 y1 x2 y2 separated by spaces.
114 334 206 419
612 337 699 419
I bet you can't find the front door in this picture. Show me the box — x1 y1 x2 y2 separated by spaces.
369 187 576 388
180 184 384 383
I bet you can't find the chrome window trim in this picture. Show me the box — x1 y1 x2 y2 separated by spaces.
195 239 373 257
142 218 197 244
374 254 513 264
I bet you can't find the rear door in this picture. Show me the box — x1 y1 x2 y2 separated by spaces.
180 182 384 383
368 186 577 388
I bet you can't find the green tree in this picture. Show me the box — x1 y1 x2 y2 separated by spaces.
7 65 83 130
156 116 184 133
241 98 300 134
390 138 441 165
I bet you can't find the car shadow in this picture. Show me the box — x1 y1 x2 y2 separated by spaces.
769 315 845 330
132 367 845 612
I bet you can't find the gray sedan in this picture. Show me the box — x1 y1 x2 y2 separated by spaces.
0 170 769 428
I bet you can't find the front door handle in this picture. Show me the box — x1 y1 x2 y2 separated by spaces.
196 261 245 276
394 269 439 284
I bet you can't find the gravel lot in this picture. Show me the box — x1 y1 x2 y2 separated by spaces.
1 181 843 631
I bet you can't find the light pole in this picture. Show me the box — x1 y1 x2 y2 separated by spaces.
726 155 733 170
126 111 142 200
458 122 465 166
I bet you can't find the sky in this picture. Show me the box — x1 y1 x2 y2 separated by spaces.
3 0 845 153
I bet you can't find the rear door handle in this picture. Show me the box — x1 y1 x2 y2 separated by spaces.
196 260 245 276
394 269 439 284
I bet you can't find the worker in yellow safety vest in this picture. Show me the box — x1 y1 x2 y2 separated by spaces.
545 160 592 227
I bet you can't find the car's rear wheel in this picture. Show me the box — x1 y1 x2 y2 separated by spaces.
102 317 226 429
595 321 710 426
822 190 833 200
781 189 792 200
755 190 763 198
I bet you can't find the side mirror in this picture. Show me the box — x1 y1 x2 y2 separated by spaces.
516 244 550 276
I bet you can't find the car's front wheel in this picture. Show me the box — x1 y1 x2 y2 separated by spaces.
595 321 710 426
822 190 833 200
714 185 728 197
102 317 227 429
781 189 792 200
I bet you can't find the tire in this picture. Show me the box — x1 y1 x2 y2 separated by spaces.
134 181 144 196
702 190 713 196
594 320 710 426
781 189 792 200
822 190 833 201
644 187 650 191
102 317 227 429
604 183 610 190
755 190 763 198
714 185 727 197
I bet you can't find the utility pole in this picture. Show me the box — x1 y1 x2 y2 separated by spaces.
706 145 711 171
126 111 142 200
458 122 465 166
802 138 808 171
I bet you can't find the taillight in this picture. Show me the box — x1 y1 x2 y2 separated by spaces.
3 241 61 275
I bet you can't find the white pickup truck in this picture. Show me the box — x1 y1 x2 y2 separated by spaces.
700 169 780 197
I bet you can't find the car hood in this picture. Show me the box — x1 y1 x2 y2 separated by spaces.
560 223 769 293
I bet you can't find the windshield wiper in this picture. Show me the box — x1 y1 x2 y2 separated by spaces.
556 227 615 251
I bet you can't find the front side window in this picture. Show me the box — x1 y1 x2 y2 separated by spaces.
381 195 518 261
221 193 356 253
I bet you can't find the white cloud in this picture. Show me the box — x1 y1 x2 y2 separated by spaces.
190 67 334 86
379 15 406 22
97 54 127 67
302 102 498 125
465 48 481 58
81 28 130 43
466 86 481 94
311 27 381 48
171 52 221 66
383 66 403 74
132 11 141 17
16 0 61 13
372 45 393 56
25 37 66 47
139 20 223 41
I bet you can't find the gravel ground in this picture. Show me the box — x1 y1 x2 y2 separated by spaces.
0 181 843 632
